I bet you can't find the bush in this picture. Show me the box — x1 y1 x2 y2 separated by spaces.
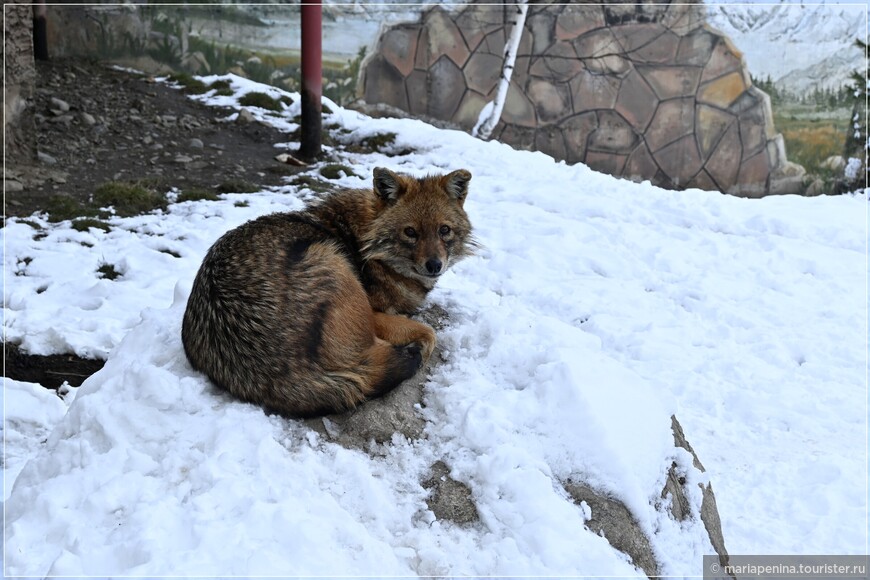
93 181 167 217
238 92 282 111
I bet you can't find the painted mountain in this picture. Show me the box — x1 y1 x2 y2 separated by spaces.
706 2 865 96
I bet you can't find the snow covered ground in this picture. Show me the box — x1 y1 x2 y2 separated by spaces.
3 74 867 576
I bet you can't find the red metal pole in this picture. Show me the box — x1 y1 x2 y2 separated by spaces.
299 1 322 161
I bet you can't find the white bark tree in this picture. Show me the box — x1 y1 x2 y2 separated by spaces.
472 0 529 140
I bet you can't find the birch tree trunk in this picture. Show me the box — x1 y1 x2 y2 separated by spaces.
472 0 529 140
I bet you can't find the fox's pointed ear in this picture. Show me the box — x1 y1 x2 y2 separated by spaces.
444 169 471 204
373 167 402 204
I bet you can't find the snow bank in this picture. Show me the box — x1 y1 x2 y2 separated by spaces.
3 73 866 575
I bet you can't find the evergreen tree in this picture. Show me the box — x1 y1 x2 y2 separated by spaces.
843 39 867 185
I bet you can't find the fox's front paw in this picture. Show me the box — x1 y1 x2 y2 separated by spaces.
417 327 436 362
399 342 424 371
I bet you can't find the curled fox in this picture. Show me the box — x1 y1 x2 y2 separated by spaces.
182 167 474 417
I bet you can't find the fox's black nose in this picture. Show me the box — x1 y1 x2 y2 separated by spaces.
425 258 443 275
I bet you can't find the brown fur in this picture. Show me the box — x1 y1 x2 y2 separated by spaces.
181 167 474 417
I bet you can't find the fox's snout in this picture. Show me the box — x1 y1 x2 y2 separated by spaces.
424 258 443 276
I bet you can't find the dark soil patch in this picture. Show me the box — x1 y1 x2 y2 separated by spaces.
4 58 307 219
4 343 105 389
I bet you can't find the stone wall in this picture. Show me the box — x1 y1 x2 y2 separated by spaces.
3 4 37 163
362 2 797 197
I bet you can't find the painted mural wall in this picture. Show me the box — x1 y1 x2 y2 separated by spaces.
362 2 801 197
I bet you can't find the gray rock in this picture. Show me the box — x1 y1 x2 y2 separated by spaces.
805 178 827 196
820 155 846 172
174 155 194 164
236 109 256 124
49 97 70 112
4 179 24 192
564 480 659 578
79 112 96 126
37 151 57 165
669 415 729 568
422 461 479 525
188 138 204 149
49 114 75 125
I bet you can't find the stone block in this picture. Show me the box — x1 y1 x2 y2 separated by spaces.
501 80 537 128
584 54 632 77
499 123 536 151
735 94 772 160
653 135 703 189
660 4 706 36
631 30 680 64
624 143 659 183
733 149 771 197
676 25 718 66
685 168 719 192
653 134 703 187
455 4 503 52
528 78 571 124
531 41 582 82
428 55 466 120
704 122 741 191
381 25 419 77
637 64 701 100
414 26 430 71
464 51 503 95
728 85 760 114
424 7 471 68
406 69 429 117
612 23 667 55
700 37 744 84
698 72 747 109
571 68 621 112
528 11 556 55
364 54 408 111
615 70 658 132
535 127 567 160
556 5 606 40
454 89 488 130
588 110 639 154
560 111 598 164
586 151 628 177
766 134 788 172
696 103 736 157
481 27 506 56
574 28 620 59
517 17 534 58
645 97 695 152
512 55 532 89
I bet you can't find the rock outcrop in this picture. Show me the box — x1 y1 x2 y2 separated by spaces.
362 2 799 197
667 415 729 567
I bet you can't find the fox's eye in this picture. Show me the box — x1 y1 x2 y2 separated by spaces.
439 225 451 236
404 227 418 238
